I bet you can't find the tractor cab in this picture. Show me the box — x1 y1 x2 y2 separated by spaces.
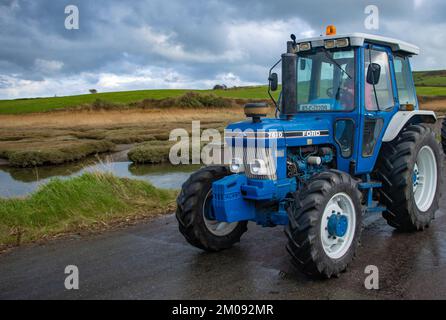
266 29 433 175
176 27 441 279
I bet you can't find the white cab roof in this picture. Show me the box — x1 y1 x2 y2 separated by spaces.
298 32 419 55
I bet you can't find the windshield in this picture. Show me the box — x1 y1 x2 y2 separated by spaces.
296 48 356 112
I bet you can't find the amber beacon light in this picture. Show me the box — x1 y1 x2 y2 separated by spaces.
326 25 337 36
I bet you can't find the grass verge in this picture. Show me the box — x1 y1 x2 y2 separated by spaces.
0 172 177 250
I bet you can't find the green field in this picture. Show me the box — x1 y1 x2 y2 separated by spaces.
413 70 446 87
1 69 446 115
0 86 273 115
414 86 446 96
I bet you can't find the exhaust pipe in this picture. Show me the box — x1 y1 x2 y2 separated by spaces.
281 53 297 116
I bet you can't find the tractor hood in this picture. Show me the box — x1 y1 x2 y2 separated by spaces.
225 116 333 147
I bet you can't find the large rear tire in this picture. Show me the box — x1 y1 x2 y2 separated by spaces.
285 170 363 278
176 166 248 252
375 124 442 231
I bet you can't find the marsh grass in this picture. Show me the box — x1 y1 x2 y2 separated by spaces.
127 141 175 164
0 107 247 167
0 139 116 167
0 172 177 249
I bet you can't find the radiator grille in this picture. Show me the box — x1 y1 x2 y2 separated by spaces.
232 145 277 180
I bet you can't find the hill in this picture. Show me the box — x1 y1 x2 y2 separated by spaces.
0 87 273 115
1 69 446 114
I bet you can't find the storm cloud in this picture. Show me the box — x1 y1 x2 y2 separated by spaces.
0 0 445 99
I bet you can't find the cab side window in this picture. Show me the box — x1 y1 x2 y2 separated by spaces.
364 49 394 111
394 56 417 107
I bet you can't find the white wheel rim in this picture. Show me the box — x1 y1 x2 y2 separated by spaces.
202 189 239 236
320 192 356 259
413 146 437 212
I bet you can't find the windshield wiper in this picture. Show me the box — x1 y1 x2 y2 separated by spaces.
322 48 352 79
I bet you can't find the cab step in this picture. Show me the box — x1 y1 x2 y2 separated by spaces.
358 180 382 189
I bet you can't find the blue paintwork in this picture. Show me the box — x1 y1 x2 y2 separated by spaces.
210 41 419 226
212 175 296 225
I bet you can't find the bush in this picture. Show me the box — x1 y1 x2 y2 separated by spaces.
90 99 125 110
104 92 235 110
163 92 232 108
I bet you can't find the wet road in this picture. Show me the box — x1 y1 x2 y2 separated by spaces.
0 186 445 299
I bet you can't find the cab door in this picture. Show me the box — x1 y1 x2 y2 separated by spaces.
356 44 398 174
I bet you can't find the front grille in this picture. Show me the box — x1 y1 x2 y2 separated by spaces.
232 145 277 180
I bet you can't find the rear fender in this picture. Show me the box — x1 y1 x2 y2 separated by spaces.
382 110 437 142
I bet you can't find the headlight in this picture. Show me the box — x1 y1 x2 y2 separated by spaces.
324 38 349 49
230 158 244 173
335 38 349 48
324 39 336 49
249 159 268 176
299 42 311 51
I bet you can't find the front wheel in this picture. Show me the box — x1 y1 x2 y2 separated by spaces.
176 166 248 252
285 170 363 278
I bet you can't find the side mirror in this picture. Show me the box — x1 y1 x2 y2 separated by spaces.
269 72 278 91
367 63 381 85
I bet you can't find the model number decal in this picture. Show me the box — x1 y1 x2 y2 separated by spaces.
266 131 284 139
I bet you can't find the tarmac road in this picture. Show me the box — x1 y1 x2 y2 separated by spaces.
0 174 445 300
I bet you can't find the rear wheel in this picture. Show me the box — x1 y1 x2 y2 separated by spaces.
285 170 363 278
176 166 248 251
375 124 442 231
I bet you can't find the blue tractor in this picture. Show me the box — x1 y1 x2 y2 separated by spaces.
176 28 443 278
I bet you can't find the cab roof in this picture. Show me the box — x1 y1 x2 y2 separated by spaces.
298 32 419 55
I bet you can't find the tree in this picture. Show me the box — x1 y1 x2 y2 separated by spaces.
89 89 98 94
213 84 227 90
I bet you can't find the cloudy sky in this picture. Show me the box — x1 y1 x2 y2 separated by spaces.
0 0 445 99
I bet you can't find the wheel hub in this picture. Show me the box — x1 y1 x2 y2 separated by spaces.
327 213 348 238
321 193 356 259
